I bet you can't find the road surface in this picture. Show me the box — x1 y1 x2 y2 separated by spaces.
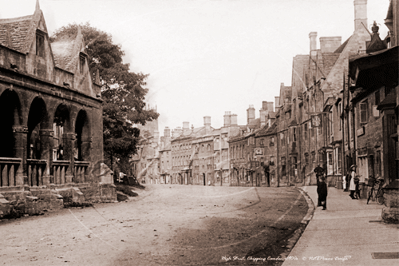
0 185 308 265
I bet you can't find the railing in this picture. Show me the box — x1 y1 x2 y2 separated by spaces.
52 160 69 184
74 161 89 183
0 157 21 187
27 159 47 186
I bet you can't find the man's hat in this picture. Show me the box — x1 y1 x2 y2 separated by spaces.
350 164 356 170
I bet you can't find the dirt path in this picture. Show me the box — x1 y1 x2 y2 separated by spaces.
0 185 308 265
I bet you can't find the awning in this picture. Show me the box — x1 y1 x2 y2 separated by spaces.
349 46 398 91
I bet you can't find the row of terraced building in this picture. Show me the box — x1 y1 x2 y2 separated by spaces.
134 0 398 203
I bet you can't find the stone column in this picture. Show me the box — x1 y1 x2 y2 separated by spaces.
12 125 28 186
80 136 92 162
39 129 54 186
63 132 76 183
381 181 399 224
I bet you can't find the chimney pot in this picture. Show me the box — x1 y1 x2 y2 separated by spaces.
309 32 317 52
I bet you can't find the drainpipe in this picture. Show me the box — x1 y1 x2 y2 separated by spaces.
351 101 356 167
346 75 352 169
276 129 280 187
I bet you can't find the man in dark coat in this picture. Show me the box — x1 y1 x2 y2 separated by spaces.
317 176 328 210
314 165 325 207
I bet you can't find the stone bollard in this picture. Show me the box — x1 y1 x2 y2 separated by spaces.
381 180 399 224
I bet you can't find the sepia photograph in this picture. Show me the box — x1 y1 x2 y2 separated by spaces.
0 0 398 265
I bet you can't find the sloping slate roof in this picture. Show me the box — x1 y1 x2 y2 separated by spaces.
51 39 76 71
255 125 269 136
172 126 208 141
321 53 341 77
160 142 171 151
51 28 84 73
0 15 34 53
334 36 351 53
256 122 277 137
248 118 260 129
324 97 336 108
288 118 298 127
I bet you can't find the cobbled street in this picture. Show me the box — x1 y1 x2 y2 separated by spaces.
1 185 308 266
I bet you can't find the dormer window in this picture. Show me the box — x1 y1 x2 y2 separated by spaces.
79 54 86 74
36 31 45 57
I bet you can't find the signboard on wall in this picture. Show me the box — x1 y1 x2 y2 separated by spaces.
254 148 264 155
311 114 322 127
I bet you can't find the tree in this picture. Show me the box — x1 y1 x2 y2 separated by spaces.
51 23 159 172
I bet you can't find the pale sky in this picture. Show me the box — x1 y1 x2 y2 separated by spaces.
1 0 389 134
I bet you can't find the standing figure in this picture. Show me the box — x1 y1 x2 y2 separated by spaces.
349 165 357 199
317 175 328 210
354 174 361 199
342 175 347 191
314 165 325 206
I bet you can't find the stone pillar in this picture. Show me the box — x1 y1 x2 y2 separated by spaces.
63 132 76 183
80 136 92 162
12 125 28 186
381 181 399 224
39 129 54 186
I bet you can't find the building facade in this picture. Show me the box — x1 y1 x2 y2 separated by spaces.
255 122 278 186
159 127 172 184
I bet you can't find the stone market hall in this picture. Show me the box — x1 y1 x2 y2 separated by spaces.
0 1 116 217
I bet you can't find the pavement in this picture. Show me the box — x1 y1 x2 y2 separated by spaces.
282 186 399 266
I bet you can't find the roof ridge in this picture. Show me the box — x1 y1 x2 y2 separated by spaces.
0 15 33 24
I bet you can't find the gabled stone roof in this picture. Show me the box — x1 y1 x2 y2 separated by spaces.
51 27 85 72
0 15 34 53
0 1 45 54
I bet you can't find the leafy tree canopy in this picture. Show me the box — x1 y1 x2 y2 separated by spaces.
51 22 159 172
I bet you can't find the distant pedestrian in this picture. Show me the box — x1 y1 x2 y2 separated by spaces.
349 165 357 199
317 175 328 210
354 174 361 199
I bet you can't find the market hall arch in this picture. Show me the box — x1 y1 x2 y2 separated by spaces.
0 89 23 187
73 109 91 183
52 103 72 185
53 104 71 160
74 109 91 162
26 97 50 186
0 89 22 158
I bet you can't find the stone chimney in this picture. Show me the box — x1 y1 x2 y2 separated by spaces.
354 0 370 53
275 96 281 109
183 121 190 133
267 102 274 112
224 111 231 127
262 101 267 110
172 127 182 138
230 114 238 126
259 109 268 127
204 116 211 134
320 36 342 53
354 0 368 33
153 130 159 143
164 127 171 138
247 105 255 125
309 32 318 57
